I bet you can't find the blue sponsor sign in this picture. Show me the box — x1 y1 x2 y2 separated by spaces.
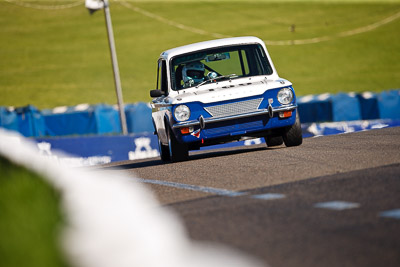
31 119 400 166
301 119 400 138
34 134 159 166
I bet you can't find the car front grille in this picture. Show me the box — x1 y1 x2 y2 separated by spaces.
204 120 264 136
204 98 263 118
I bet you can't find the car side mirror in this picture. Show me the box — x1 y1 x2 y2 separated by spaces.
150 90 165 98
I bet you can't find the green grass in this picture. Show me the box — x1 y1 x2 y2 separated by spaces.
0 0 399 109
0 155 68 267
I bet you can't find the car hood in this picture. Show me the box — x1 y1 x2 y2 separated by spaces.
169 77 292 105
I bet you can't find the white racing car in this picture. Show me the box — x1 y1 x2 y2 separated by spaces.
150 36 302 162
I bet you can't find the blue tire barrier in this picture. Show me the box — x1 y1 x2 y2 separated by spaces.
331 92 361 122
1 90 399 137
15 105 46 137
297 89 400 123
125 102 154 134
0 107 18 132
43 104 97 136
43 104 122 136
377 90 400 120
357 92 380 120
297 93 333 123
94 104 122 134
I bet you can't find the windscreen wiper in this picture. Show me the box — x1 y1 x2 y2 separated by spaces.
196 74 238 88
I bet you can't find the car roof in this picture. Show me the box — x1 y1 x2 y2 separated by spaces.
160 36 265 61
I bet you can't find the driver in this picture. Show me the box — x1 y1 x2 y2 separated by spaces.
182 61 205 88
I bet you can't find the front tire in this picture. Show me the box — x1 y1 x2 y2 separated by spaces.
158 136 170 162
264 135 284 147
283 111 303 147
168 127 189 162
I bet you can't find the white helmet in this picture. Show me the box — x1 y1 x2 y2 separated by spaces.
182 61 205 87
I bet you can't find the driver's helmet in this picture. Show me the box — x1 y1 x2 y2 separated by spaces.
182 61 205 87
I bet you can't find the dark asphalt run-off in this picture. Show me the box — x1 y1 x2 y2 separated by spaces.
101 127 400 267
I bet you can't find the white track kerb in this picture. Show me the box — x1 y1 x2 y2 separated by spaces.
0 129 265 267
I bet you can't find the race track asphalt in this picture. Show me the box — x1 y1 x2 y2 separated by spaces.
101 127 400 267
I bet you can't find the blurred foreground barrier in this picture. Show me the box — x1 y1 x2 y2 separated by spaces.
1 129 264 267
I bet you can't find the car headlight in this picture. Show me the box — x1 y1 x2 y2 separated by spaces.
174 105 190 121
277 87 294 105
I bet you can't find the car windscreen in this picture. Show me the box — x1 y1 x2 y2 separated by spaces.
170 44 273 90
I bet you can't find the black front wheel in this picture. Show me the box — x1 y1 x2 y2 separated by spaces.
158 136 170 162
283 111 303 147
264 135 284 147
168 127 189 162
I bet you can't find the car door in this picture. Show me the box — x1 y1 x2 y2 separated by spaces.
151 59 171 144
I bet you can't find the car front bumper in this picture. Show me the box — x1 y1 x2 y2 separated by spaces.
173 103 297 129
173 104 298 143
